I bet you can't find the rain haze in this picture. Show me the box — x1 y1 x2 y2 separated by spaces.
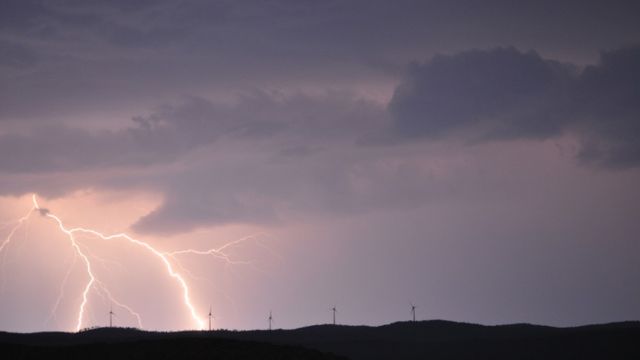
1 0 640 333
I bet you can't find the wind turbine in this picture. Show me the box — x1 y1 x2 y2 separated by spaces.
208 305 213 331
268 311 273 331
109 305 115 328
410 303 416 322
332 306 337 325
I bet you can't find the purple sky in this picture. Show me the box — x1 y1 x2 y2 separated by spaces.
1 0 640 332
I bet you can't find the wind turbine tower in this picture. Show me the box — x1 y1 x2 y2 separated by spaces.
268 311 273 331
411 303 416 322
332 306 337 325
109 306 115 328
208 305 213 331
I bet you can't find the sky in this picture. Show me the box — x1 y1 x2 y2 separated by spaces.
1 0 640 332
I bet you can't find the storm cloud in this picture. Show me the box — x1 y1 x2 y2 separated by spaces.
388 46 640 168
1 45 640 234
0 91 383 174
573 46 640 167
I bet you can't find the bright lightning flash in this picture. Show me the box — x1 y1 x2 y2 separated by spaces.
0 194 261 332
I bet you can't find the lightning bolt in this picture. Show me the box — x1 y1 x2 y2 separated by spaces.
0 207 34 293
0 208 33 254
93 280 143 328
45 252 78 326
165 235 258 265
0 194 263 332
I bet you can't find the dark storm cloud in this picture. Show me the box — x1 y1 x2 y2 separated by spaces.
0 0 48 31
0 97 239 173
3 0 640 122
1 0 639 232
3 0 640 66
128 142 437 235
0 91 382 174
388 47 574 141
0 40 38 68
0 0 105 34
131 171 281 234
573 46 640 168
0 89 392 234
2 42 640 232
388 46 640 168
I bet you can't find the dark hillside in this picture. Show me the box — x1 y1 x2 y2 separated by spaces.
1 336 346 360
2 320 639 359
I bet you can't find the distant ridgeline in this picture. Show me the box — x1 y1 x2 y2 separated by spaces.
2 320 640 360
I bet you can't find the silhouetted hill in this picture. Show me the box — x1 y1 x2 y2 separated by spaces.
0 331 345 360
2 320 639 359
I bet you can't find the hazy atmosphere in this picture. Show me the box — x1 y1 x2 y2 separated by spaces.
1 0 640 333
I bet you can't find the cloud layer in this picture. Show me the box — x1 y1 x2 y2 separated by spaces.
1 44 640 233
388 46 640 168
1 1 639 234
